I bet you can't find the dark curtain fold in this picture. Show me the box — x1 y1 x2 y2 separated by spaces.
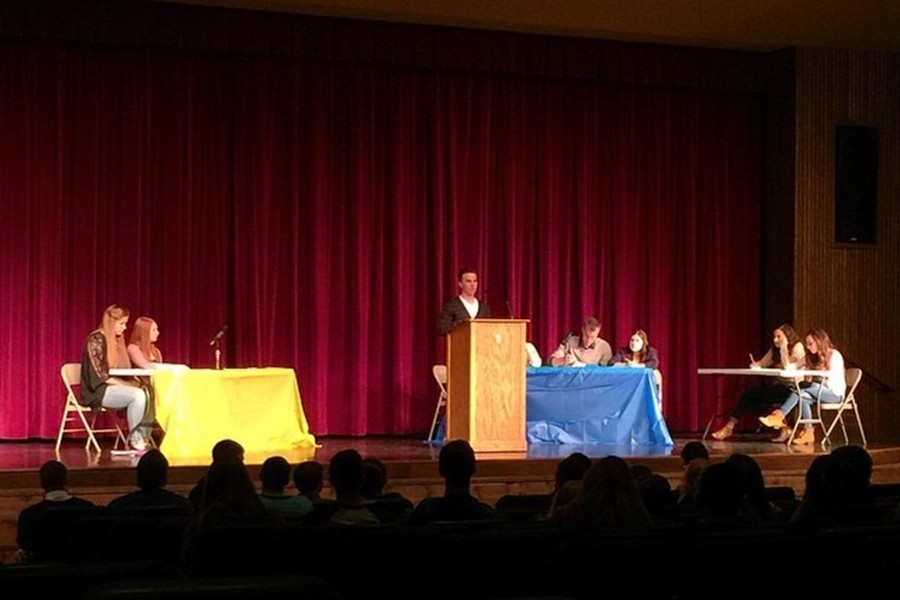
0 32 762 439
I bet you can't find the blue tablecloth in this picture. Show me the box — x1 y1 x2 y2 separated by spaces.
526 366 673 446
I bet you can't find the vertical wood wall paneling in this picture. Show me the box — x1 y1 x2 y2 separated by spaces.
794 48 900 443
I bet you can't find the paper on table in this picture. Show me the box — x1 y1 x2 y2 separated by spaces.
110 364 190 377
109 368 154 377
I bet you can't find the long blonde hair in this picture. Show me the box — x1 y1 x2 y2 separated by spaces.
130 316 162 363
98 304 129 369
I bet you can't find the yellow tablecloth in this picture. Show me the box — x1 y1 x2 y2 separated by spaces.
151 367 316 460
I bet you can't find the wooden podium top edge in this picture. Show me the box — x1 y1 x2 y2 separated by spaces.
469 318 530 323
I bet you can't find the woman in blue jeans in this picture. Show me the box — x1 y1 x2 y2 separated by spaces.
79 304 152 450
759 329 846 445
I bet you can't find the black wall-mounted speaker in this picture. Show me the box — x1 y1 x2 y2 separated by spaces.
835 125 878 244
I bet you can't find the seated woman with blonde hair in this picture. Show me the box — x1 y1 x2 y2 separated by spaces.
80 304 152 451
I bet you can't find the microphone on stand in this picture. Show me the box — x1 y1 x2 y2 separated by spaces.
209 323 229 346
506 300 514 319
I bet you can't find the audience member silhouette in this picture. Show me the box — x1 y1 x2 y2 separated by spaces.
259 455 314 520
546 451 592 518
723 453 781 523
632 464 676 518
694 456 781 527
181 459 282 574
188 438 245 510
408 439 497 524
16 460 96 562
695 461 743 525
294 459 331 505
107 449 193 515
680 441 710 465
551 455 652 532
792 445 883 530
325 448 381 525
361 457 414 522
790 454 832 528
555 451 593 488
676 443 710 510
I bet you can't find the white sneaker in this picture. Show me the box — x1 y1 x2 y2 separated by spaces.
129 436 148 451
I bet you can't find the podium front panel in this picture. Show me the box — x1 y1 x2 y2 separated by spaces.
446 319 528 452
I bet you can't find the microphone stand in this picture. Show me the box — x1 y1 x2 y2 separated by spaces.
209 323 228 369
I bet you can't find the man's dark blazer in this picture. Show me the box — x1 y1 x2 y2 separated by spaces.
437 297 492 334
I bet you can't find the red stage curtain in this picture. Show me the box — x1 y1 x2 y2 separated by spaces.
0 24 762 439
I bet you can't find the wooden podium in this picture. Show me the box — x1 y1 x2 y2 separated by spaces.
446 319 528 452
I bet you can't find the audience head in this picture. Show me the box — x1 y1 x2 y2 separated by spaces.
630 464 653 483
802 454 833 504
294 460 324 496
361 457 388 499
724 453 767 501
564 456 650 530
678 456 708 506
680 441 709 466
724 453 778 522
201 460 259 511
260 456 292 493
684 457 709 481
328 449 365 497
554 452 592 490
548 479 581 516
580 455 637 499
39 460 69 493
439 439 477 488
211 439 245 464
637 472 675 515
135 449 169 491
826 444 872 499
697 461 742 519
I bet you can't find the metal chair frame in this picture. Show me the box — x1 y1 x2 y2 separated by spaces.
821 367 866 446
56 363 128 453
786 369 861 447
427 364 448 442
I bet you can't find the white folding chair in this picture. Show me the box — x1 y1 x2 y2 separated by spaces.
822 367 866 446
56 363 128 453
427 365 448 442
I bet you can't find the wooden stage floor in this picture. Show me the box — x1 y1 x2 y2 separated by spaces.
1 432 897 486
0 431 883 470
2 432 899 562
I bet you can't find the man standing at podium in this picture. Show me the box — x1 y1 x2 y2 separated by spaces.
438 267 492 334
